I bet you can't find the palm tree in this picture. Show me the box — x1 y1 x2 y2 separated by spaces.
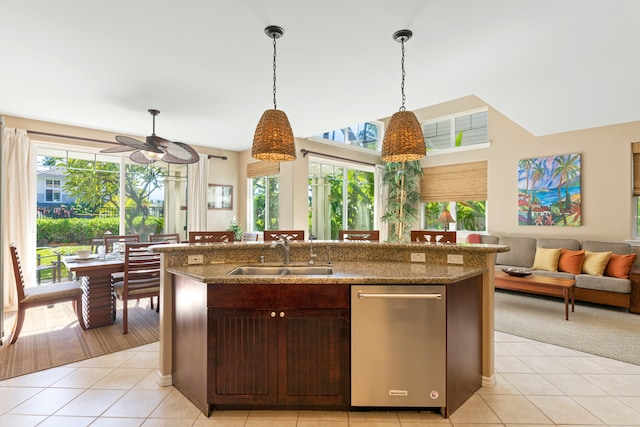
531 161 546 205
381 161 423 242
552 154 580 225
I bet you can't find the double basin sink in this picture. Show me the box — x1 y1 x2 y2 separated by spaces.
228 265 334 276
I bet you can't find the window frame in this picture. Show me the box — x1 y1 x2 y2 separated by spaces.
308 156 377 240
422 107 491 155
309 120 384 154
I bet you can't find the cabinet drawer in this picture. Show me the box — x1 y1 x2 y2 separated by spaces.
208 284 279 308
207 284 349 309
278 284 349 309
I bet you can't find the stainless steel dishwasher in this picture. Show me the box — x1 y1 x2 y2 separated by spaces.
351 285 446 409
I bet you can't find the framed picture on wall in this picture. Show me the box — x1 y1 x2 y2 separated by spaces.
517 153 581 226
208 184 233 210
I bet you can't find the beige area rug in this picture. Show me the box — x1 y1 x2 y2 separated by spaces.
0 300 159 380
495 289 640 365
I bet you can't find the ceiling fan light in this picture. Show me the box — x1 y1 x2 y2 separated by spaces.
252 109 296 162
381 110 425 162
141 150 165 161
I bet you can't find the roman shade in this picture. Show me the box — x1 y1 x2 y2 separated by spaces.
420 160 487 202
632 142 640 196
247 161 280 178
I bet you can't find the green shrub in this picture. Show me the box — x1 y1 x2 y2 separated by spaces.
37 217 119 246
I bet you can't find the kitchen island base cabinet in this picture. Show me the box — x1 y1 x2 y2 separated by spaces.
172 276 350 415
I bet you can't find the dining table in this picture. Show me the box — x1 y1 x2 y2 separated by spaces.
63 254 124 329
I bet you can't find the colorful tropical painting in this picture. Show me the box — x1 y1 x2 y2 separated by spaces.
518 153 581 226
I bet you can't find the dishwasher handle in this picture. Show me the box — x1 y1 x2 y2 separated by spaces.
357 292 442 300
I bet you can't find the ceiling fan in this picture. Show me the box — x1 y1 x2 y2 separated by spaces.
101 109 199 164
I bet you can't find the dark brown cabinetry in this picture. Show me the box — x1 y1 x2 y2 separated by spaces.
172 277 349 415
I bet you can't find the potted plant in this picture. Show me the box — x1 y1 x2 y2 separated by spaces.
380 160 423 242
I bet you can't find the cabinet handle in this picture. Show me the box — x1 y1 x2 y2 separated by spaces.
279 311 285 318
270 312 276 317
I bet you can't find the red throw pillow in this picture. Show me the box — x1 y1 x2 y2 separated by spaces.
557 249 585 275
604 253 637 279
467 234 481 244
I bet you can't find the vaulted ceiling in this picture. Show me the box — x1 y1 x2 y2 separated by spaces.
2 0 639 151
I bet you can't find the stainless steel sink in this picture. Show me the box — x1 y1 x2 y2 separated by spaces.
228 265 334 276
286 266 334 275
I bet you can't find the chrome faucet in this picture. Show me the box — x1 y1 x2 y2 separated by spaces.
270 238 291 265
308 234 317 265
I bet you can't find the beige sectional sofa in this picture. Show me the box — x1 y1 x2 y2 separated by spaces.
481 235 639 314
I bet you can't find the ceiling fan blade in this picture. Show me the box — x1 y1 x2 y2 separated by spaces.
116 135 162 153
129 150 156 164
156 140 200 164
146 135 170 152
100 144 136 153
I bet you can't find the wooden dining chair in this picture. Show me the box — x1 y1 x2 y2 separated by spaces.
149 233 180 244
111 242 161 334
410 230 457 244
8 243 85 344
104 234 140 252
188 231 235 243
263 230 305 241
338 230 380 241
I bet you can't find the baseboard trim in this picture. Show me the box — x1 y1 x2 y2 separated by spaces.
156 370 173 387
482 373 496 387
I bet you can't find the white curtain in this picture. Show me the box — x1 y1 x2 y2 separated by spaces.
187 154 208 232
376 165 388 242
2 128 36 311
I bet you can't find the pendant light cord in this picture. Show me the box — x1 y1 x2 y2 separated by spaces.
400 37 406 112
272 35 278 110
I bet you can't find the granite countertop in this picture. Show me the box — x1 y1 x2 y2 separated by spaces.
168 261 487 285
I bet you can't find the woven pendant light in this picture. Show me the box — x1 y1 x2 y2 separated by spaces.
252 26 296 162
381 29 425 163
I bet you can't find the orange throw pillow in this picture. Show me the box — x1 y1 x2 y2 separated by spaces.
604 253 637 279
558 249 585 275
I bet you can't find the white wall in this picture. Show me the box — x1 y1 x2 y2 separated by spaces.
238 95 640 243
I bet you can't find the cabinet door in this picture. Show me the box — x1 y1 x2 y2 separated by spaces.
278 308 350 407
208 308 279 405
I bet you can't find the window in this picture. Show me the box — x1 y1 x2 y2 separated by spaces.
45 179 61 202
250 175 279 231
423 109 488 151
632 142 640 239
36 147 188 246
420 161 488 232
313 121 381 152
423 201 486 232
308 159 376 240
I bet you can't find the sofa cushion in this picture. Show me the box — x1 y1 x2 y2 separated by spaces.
495 236 537 268
575 274 631 294
529 269 575 280
537 238 581 251
558 249 585 275
581 241 633 255
480 235 499 245
582 250 612 276
604 253 637 279
532 247 562 272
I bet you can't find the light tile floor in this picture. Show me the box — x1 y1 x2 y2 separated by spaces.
1 331 640 426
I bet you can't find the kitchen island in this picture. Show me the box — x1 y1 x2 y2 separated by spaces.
152 241 508 417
